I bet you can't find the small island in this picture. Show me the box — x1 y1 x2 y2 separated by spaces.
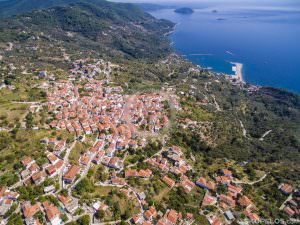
174 7 194 14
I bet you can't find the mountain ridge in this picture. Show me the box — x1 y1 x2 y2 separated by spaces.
0 1 174 60
0 1 299 224
0 0 103 18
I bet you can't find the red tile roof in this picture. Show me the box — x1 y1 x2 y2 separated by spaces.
238 195 253 208
22 202 40 218
162 176 175 188
63 165 80 181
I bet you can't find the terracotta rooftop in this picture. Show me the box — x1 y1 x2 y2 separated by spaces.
63 165 80 181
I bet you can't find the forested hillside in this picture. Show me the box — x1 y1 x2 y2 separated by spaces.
0 1 299 224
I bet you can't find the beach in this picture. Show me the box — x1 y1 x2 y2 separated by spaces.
231 62 244 83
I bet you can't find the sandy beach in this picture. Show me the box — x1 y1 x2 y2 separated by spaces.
231 62 244 83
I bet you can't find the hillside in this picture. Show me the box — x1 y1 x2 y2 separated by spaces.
0 0 174 17
0 0 299 180
0 1 299 224
0 1 174 67
0 0 117 18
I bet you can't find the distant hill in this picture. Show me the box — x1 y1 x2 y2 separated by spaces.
0 0 158 18
0 0 175 18
174 7 194 14
0 1 174 60
0 0 86 17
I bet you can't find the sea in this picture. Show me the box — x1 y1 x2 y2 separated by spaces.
149 0 300 94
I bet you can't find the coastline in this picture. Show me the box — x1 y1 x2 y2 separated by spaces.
164 21 180 37
230 62 244 83
163 21 246 84
158 12 298 95
149 6 300 95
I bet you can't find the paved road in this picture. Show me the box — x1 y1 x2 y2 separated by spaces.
58 140 77 192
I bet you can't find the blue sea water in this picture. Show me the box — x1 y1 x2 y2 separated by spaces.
149 1 300 94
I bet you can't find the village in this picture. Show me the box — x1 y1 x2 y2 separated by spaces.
0 59 299 225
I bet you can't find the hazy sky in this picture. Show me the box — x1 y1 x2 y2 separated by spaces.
110 0 300 7
111 0 288 2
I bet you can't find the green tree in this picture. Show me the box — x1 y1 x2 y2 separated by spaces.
25 112 34 128
7 213 23 225
95 210 105 220
77 215 90 225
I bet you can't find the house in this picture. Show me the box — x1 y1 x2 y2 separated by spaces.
128 139 138 149
196 177 216 191
46 165 57 177
201 192 217 207
48 138 57 145
132 214 143 224
21 156 34 169
157 209 179 225
0 198 13 216
142 221 152 225
224 210 234 220
79 154 91 166
111 177 126 186
284 206 295 217
44 185 56 193
162 176 175 188
54 140 66 155
47 153 59 165
138 192 146 201
185 212 194 221
63 165 80 183
138 169 152 178
215 176 231 185
119 188 132 198
43 201 62 225
92 201 108 211
22 202 41 219
164 209 178 224
125 169 138 178
157 218 169 225
92 150 105 164
208 216 222 225
58 195 78 214
101 156 110 166
108 157 121 169
279 183 293 195
144 206 157 221
238 195 253 208
0 188 19 200
179 176 195 193
219 194 235 207
227 183 242 197
28 163 40 174
243 209 260 222
21 169 31 180
220 169 232 177
31 171 46 185
46 159 63 177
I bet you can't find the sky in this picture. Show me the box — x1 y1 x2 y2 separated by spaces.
110 0 300 8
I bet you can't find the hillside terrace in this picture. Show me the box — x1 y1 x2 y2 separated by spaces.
2 59 285 225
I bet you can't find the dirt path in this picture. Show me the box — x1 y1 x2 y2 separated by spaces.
232 172 269 185
259 130 272 141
